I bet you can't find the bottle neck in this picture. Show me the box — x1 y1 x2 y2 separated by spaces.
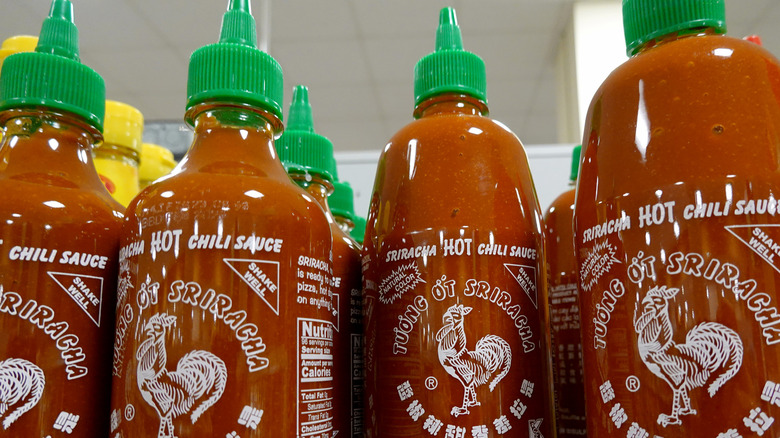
0 108 106 191
634 27 722 55
413 93 489 119
178 103 287 178
291 173 336 219
93 141 141 166
334 214 356 233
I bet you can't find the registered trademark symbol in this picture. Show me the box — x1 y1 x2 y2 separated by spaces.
425 376 438 390
124 404 135 421
626 375 640 392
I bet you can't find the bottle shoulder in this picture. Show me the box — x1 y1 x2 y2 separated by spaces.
544 189 576 220
126 170 331 233
0 141 122 208
602 34 779 87
544 188 575 240
379 113 531 183
581 34 780 197
331 222 361 255
0 177 123 227
370 114 540 230
387 113 523 150
132 169 304 203
592 34 780 119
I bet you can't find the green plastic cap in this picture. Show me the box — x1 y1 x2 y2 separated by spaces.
623 0 726 56
186 0 284 125
0 0 105 131
276 85 334 182
569 145 582 182
414 7 487 107
326 155 340 181
351 216 366 244
330 180 356 222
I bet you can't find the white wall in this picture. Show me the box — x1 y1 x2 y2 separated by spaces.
573 1 627 135
334 150 381 219
526 144 579 211
335 143 577 220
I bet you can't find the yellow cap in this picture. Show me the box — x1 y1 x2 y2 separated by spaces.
140 143 176 186
0 35 38 73
103 100 144 157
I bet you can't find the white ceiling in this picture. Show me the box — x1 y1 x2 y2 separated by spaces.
2 0 780 152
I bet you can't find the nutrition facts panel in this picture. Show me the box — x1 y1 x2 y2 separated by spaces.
298 318 335 437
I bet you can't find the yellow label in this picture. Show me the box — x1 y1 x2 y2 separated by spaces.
95 158 140 207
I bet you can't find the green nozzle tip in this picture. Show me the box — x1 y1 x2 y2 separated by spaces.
288 85 314 133
229 0 251 14
36 0 79 61
0 0 105 130
220 0 257 47
414 7 487 108
436 7 463 51
275 85 334 182
186 0 284 125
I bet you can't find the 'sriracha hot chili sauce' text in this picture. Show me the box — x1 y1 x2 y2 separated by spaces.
0 1 123 435
575 0 780 436
362 7 554 437
109 1 335 436
276 85 364 437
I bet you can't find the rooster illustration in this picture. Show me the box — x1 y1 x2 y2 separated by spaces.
634 286 743 427
0 358 45 429
435 304 512 417
136 313 228 438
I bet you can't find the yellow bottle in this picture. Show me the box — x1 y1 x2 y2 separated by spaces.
0 35 38 73
93 99 143 206
139 142 176 188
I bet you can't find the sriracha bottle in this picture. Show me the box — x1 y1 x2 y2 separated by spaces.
138 143 176 189
110 1 335 436
276 85 364 437
93 100 144 207
543 145 587 437
575 0 780 435
0 0 122 435
362 7 554 437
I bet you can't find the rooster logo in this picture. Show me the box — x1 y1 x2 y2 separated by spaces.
136 313 228 438
0 358 44 430
634 286 743 427
435 304 512 417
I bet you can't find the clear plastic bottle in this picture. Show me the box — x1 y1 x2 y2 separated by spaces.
0 1 122 435
93 99 143 206
276 84 363 438
543 145 586 437
362 7 554 437
109 1 335 436
138 142 176 189
575 0 780 435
